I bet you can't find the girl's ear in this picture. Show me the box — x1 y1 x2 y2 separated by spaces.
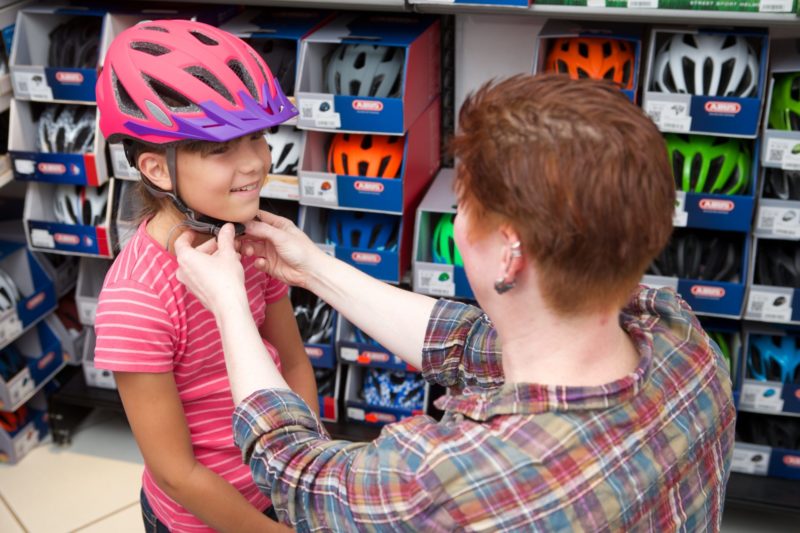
137 152 172 191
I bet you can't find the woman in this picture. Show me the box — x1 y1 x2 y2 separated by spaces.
175 75 735 532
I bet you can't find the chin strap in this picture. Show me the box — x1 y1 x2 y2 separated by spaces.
136 145 245 236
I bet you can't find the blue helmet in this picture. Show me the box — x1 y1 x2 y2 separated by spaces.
748 334 800 384
326 210 399 251
361 368 425 410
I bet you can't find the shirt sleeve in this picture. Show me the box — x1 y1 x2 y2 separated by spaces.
263 275 289 305
94 280 176 373
420 299 504 390
233 389 453 532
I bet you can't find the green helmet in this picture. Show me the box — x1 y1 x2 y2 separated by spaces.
768 72 800 131
664 134 751 195
432 213 463 267
707 330 732 373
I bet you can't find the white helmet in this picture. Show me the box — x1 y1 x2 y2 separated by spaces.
0 267 21 312
325 44 404 98
653 33 759 97
266 126 303 175
53 183 109 226
37 104 96 154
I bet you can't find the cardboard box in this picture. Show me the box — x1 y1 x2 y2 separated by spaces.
344 364 428 427
744 238 800 323
642 28 769 138
0 392 48 465
299 98 440 214
296 12 440 135
81 327 116 390
754 167 800 240
760 39 800 170
75 257 111 326
32 251 78 298
261 126 304 201
313 363 340 423
737 324 800 416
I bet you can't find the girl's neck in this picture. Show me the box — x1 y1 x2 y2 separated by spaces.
146 209 213 255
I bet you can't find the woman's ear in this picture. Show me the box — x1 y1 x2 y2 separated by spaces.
137 152 171 191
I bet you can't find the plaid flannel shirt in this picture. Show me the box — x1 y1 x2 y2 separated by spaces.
233 286 735 532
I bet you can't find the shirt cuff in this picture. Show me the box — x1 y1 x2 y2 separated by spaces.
421 298 485 384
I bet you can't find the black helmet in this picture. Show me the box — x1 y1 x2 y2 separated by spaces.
649 230 740 282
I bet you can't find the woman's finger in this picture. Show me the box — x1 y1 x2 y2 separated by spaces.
216 223 237 254
174 230 195 255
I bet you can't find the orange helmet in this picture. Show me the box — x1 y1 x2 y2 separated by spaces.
545 37 635 90
327 133 404 178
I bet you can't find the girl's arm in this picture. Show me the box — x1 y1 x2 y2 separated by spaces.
259 294 319 414
115 371 289 533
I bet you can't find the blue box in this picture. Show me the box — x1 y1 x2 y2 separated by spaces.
760 39 800 170
532 21 643 103
412 168 475 301
642 28 769 138
337 315 420 372
312 363 340 422
24 180 116 258
296 13 440 135
732 441 800 481
299 98 440 214
0 240 57 352
344 365 429 427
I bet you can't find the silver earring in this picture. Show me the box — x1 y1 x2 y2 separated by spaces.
494 241 522 295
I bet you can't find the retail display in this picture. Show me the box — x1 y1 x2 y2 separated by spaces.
327 133 404 178
361 368 425 410
266 126 302 175
52 183 109 227
648 230 740 282
0 266 20 312
47 16 102 69
664 134 751 195
431 212 463 267
544 37 635 90
325 43 404 98
36 105 96 154
755 240 800 287
292 289 335 345
768 72 800 131
326 210 399 251
748 334 800 383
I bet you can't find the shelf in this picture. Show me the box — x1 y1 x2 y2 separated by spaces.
726 472 800 513
137 0 409 10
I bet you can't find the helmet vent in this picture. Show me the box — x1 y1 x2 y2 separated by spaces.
247 50 270 90
358 161 369 175
141 25 168 33
185 66 235 104
578 42 589 58
603 68 615 82
130 41 170 56
682 34 697 48
718 58 735 96
682 57 695 93
671 151 684 187
576 67 590 80
112 68 145 119
381 47 398 63
690 154 703 190
602 41 612 58
703 58 714 95
722 35 738 49
354 52 367 69
360 135 373 150
377 156 392 177
339 153 349 174
145 75 197 111
708 155 725 184
350 79 363 96
556 60 568 74
189 30 218 46
227 59 258 100
792 76 800 101
621 61 632 86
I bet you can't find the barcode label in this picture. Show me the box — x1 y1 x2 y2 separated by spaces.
629 0 658 7
644 98 691 132
740 381 785 413
746 288 793 322
759 0 793 11
731 444 770 475
764 136 800 170
13 71 54 101
299 175 337 207
415 266 455 297
757 206 800 237
298 97 341 130
673 191 688 227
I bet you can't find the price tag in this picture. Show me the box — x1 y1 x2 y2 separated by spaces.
740 381 785 412
783 145 800 171
673 191 688 227
746 288 793 323
299 175 338 207
12 70 53 101
628 0 658 7
13 158 35 175
316 243 336 258
261 175 300 201
759 0 793 11
299 97 341 130
346 407 366 421
644 97 692 132
731 443 770 475
757 206 800 238
415 265 455 297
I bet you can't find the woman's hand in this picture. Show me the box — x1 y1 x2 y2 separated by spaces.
239 210 326 288
174 224 248 318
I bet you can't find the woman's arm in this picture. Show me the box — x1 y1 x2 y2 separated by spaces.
115 372 288 532
259 294 319 414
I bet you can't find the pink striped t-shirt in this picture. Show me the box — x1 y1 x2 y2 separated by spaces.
94 221 287 532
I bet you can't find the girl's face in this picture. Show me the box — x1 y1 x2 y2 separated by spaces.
176 132 270 223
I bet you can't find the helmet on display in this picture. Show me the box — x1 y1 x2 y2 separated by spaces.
652 33 759 97
764 168 800 201
0 346 26 381
649 231 739 282
247 38 297 96
266 126 302 175
314 367 337 397
431 213 463 267
325 44 404 98
0 267 21 312
361 368 425 410
37 105 96 154
756 240 800 288
97 19 296 145
326 210 399 251
0 405 29 434
768 72 800 131
544 37 635 90
736 411 800 449
707 330 732 372
327 133 404 178
748 334 800 384
292 289 334 345
53 183 109 226
48 16 102 68
664 134 751 195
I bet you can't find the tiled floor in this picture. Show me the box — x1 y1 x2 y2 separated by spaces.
0 409 798 532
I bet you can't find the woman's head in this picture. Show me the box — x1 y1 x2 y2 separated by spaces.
451 74 675 314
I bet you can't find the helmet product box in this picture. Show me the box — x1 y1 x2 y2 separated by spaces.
412 169 474 300
298 98 441 214
533 0 798 11
738 325 800 420
732 411 800 482
0 240 57 352
761 39 800 171
746 238 800 325
0 2 27 105
295 13 440 135
337 314 417 373
344 365 428 427
8 99 108 185
9 8 109 103
409 0 529 5
23 179 115 257
643 28 768 138
260 125 305 201
0 317 66 413
644 228 749 319
0 392 49 465
75 257 111 326
291 286 338 369
533 21 642 103
754 168 800 242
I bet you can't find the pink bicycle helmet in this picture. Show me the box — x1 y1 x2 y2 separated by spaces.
96 19 297 145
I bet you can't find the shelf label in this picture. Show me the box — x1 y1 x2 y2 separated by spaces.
299 174 338 207
30 228 55 249
731 443 770 475
12 69 53 101
673 191 688 227
740 381 785 413
415 265 455 297
644 96 692 132
757 205 800 238
765 136 800 170
299 97 341 129
340 346 358 363
745 288 793 323
346 407 365 421
587 0 606 6
759 0 793 11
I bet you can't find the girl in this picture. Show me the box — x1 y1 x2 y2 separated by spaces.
93 20 313 532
